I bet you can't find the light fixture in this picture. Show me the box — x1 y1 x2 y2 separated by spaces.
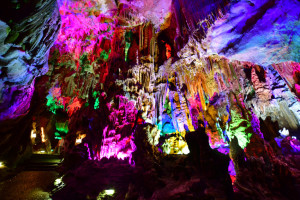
104 189 115 196
54 177 62 186
97 189 115 199
31 130 36 138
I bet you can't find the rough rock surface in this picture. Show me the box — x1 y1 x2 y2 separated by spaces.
204 0 300 66
0 0 61 165
0 0 61 120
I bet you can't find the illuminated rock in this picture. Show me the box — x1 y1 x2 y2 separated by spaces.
2 1 300 198
205 0 300 66
0 0 61 120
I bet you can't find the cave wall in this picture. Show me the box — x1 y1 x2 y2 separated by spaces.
0 0 300 198
18 0 298 162
0 0 61 166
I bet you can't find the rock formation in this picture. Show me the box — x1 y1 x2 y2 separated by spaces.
0 0 300 199
0 0 61 166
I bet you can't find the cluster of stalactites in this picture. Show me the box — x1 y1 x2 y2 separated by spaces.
126 35 300 151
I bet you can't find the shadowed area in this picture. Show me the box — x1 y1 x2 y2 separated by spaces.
0 171 58 200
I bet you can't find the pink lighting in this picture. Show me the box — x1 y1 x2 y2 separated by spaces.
99 126 136 165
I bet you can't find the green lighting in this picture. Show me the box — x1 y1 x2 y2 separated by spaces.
94 97 100 109
46 96 64 114
55 122 68 139
227 110 252 149
56 122 69 133
93 91 101 109
125 42 131 62
93 91 100 98
100 49 111 61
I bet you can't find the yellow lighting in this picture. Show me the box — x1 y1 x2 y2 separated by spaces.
97 189 115 199
75 138 82 145
54 177 62 186
31 130 36 138
41 127 46 142
104 189 115 196
75 133 86 145
0 161 4 168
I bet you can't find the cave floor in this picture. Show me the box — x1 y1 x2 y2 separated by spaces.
0 154 62 200
0 170 58 200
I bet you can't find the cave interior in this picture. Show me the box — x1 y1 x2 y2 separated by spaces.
0 0 300 199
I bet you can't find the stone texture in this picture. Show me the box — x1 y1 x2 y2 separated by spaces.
0 0 61 120
0 0 300 199
204 0 300 66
